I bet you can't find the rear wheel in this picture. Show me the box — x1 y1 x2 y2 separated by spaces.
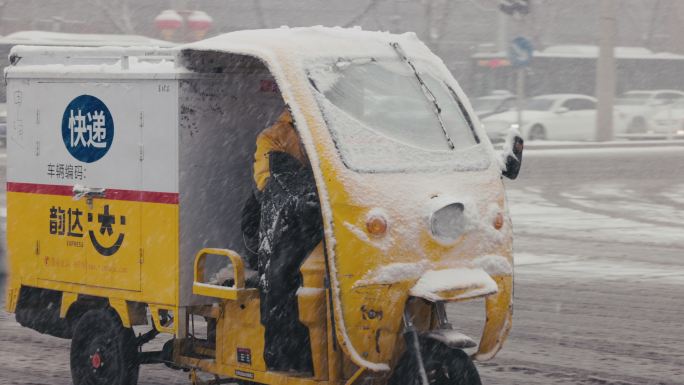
389 341 481 385
70 309 139 385
528 124 546 141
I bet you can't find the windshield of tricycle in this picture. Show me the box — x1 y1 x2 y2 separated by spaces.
307 56 489 173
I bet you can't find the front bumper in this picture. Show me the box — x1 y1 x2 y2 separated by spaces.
408 267 513 361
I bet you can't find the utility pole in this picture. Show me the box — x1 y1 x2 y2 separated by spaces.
499 1 530 132
516 65 524 130
595 0 616 141
497 11 508 53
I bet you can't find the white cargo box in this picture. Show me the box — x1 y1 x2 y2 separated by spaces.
6 46 286 307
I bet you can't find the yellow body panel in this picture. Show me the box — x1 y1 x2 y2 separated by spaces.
59 292 79 318
475 275 513 360
219 294 268 373
298 243 330 380
7 191 179 318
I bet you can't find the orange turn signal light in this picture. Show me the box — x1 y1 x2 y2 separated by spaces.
493 213 504 230
366 214 388 237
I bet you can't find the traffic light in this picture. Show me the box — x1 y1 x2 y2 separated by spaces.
500 0 530 16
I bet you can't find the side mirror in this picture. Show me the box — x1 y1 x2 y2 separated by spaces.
501 135 524 180
555 107 569 114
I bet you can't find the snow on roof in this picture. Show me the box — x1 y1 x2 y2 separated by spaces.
623 89 684 95
6 27 444 78
541 45 654 58
0 30 174 47
473 44 684 60
182 26 435 63
533 93 595 100
6 27 442 82
6 45 178 78
541 44 603 56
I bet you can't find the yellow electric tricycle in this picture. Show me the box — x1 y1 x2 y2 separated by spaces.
5 27 523 385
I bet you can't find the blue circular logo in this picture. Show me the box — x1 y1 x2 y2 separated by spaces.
61 95 114 163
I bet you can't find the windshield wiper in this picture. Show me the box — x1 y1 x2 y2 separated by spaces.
390 42 455 150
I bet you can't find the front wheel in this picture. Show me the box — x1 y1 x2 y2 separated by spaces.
528 124 547 141
627 117 647 133
70 309 139 385
389 342 482 385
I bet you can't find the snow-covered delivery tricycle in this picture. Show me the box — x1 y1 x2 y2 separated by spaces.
4 27 523 385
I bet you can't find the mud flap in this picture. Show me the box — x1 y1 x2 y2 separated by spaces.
474 275 513 361
5 283 20 313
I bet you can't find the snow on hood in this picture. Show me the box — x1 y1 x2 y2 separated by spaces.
355 255 512 288
409 267 499 302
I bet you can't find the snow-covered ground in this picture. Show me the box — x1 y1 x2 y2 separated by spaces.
451 144 684 384
508 185 684 247
516 252 684 284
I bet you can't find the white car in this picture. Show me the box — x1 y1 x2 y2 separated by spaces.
615 90 684 133
482 94 601 141
648 100 684 138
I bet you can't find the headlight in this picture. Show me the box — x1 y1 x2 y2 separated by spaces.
366 212 388 237
430 203 466 243
509 123 520 129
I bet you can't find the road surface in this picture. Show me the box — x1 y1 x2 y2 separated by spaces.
1 144 684 384
456 145 684 385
